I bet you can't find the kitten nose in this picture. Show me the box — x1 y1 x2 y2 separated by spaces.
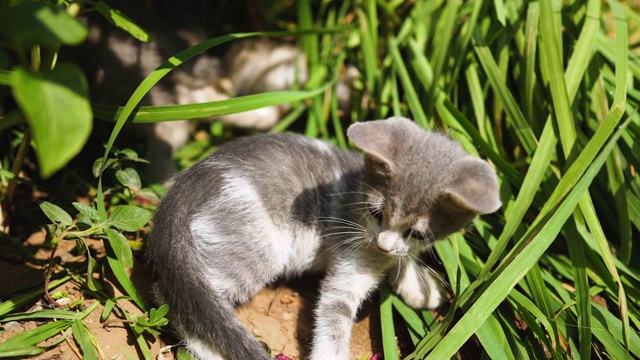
376 231 399 253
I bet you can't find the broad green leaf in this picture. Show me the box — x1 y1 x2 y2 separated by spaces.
115 168 142 192
39 201 72 226
95 2 152 42
106 228 133 269
0 2 88 51
12 63 92 178
106 206 152 232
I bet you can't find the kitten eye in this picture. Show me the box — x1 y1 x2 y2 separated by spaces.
367 207 383 224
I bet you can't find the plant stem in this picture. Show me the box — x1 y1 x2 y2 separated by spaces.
2 129 31 231
44 240 63 308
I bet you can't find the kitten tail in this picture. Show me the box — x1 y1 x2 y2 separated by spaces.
146 195 270 360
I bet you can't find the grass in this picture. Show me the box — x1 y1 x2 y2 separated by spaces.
2 0 640 359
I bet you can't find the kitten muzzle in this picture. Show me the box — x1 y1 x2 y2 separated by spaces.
375 230 406 255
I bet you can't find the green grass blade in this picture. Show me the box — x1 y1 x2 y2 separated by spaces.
92 88 328 123
564 219 592 360
0 320 72 351
72 319 98 360
380 285 399 360
539 0 577 157
389 39 428 127
473 30 538 155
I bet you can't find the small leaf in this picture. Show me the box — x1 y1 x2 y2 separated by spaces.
133 323 144 335
115 168 141 192
76 214 93 228
95 2 153 42
119 148 139 161
106 206 152 232
39 201 73 226
85 251 103 291
136 188 160 203
92 157 118 178
105 228 133 268
0 2 89 50
12 63 92 178
73 202 99 221
146 327 161 335
151 318 168 328
76 239 88 255
101 299 116 322
137 317 150 327
154 304 170 321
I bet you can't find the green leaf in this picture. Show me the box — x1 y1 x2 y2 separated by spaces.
119 148 148 163
72 202 99 222
0 2 88 51
104 245 148 311
95 2 152 42
149 304 170 325
0 320 72 351
39 201 72 226
72 319 98 360
1 309 80 322
101 299 117 322
380 285 399 360
106 206 152 232
91 88 328 123
0 346 45 357
105 228 133 269
115 168 142 192
12 63 92 178
92 157 117 178
136 188 160 203
85 250 102 292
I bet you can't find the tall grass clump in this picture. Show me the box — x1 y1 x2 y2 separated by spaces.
1 0 640 359
332 0 640 358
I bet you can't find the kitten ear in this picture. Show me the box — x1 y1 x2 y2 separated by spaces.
445 158 501 215
347 117 412 173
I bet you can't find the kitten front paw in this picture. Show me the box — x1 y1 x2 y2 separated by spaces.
390 262 442 309
394 278 441 309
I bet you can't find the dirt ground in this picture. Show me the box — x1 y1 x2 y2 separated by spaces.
0 228 383 360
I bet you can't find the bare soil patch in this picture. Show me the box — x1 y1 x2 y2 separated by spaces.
1 230 381 359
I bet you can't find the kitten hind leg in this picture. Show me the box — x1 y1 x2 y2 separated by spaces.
389 259 442 309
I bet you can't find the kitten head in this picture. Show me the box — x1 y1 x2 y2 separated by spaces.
347 117 501 257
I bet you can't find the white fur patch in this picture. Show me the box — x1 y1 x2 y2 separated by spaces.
190 171 293 300
185 336 225 360
391 260 441 309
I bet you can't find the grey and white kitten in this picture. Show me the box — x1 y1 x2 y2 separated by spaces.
146 116 501 360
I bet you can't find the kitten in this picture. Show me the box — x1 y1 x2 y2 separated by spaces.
145 116 501 360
